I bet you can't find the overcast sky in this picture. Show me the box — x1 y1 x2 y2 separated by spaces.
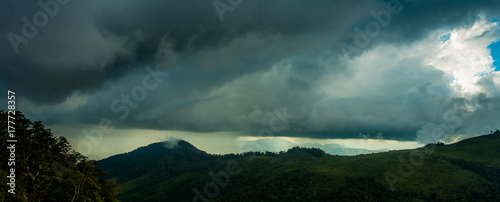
1 0 499 159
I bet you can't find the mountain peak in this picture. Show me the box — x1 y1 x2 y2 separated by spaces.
161 139 192 149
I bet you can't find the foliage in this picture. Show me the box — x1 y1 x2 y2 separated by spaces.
0 110 119 202
99 132 500 201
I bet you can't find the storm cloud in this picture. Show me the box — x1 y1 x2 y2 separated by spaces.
1 0 500 145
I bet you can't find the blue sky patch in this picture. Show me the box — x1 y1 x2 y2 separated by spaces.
489 40 500 72
440 33 451 42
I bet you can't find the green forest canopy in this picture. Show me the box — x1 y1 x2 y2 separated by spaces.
0 110 119 202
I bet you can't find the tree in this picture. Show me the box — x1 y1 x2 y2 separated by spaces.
0 110 119 202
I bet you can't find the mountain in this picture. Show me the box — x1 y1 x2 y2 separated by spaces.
238 137 382 156
99 133 500 201
98 140 212 183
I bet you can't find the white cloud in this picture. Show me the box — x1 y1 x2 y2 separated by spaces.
314 15 500 144
427 15 500 95
60 91 89 110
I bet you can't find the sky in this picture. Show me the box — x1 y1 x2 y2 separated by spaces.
1 0 500 159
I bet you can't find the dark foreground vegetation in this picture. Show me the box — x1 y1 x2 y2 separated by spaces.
100 131 500 201
0 111 119 202
2 110 500 201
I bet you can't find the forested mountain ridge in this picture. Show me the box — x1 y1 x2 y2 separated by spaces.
99 132 500 201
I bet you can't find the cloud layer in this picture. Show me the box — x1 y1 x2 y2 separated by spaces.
1 0 500 145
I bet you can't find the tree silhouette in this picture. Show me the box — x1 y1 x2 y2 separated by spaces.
0 110 119 202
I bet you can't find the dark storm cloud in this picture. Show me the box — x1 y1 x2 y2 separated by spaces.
1 0 500 141
0 0 376 105
0 0 481 103
371 0 500 43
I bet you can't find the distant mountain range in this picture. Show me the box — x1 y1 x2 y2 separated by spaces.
237 137 384 156
99 133 500 201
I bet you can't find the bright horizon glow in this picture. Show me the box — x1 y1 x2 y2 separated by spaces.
238 136 423 151
51 123 427 160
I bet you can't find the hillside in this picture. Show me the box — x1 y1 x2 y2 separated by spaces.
99 133 500 201
433 132 500 166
